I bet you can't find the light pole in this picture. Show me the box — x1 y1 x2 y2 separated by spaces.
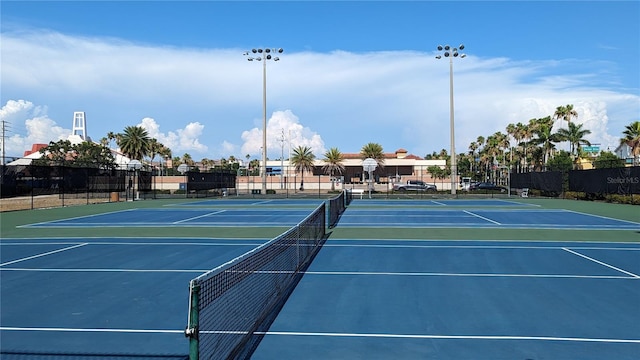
279 129 285 189
245 47 283 194
436 44 466 195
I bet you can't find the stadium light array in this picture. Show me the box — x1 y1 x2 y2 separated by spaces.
245 48 284 193
436 44 466 195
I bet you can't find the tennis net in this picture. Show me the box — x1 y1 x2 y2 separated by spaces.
184 202 327 360
328 190 347 228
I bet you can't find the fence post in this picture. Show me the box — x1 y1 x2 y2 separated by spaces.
185 281 200 360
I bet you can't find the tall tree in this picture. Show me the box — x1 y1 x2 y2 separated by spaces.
159 145 172 168
555 122 591 156
290 145 316 190
530 116 560 167
322 147 345 191
621 121 640 166
147 138 164 171
117 126 150 161
553 104 579 152
182 153 194 166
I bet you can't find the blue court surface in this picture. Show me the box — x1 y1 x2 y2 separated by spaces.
251 239 640 359
347 199 537 207
172 198 326 207
17 201 640 231
0 237 268 355
2 199 639 359
19 208 318 228
329 208 640 230
2 236 639 359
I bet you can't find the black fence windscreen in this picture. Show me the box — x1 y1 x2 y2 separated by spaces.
569 167 640 195
186 170 236 191
0 165 151 198
510 171 563 193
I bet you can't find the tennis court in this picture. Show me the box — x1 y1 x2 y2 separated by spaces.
252 239 640 359
1 196 639 359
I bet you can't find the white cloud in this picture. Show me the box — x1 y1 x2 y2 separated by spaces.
240 110 325 160
138 117 208 155
0 100 69 159
1 29 637 161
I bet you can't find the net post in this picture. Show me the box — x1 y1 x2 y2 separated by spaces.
185 280 200 360
296 223 301 270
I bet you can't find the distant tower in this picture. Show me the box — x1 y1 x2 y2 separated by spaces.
72 111 87 140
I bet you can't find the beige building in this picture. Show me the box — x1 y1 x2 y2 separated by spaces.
258 148 448 192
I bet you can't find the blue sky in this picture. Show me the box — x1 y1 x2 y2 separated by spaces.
2 0 639 163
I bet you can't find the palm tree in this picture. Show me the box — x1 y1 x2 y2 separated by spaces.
107 131 119 149
555 122 592 156
249 159 260 176
468 141 479 173
530 116 560 167
290 145 315 190
522 118 540 171
147 138 164 171
553 104 578 125
182 153 194 166
621 121 640 165
360 142 385 167
117 126 150 160
322 147 345 191
157 145 172 175
483 132 508 182
553 104 578 152
201 158 212 171
506 123 517 166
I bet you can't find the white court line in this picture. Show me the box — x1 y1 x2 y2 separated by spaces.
0 268 209 273
303 271 635 280
199 330 640 344
0 243 88 267
252 200 274 205
5 327 635 344
173 210 226 224
0 327 183 334
17 209 136 228
462 210 502 225
563 247 640 278
0 241 264 247
2 268 634 279
431 201 448 206
563 209 640 226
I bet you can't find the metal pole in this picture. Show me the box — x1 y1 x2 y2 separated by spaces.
449 56 456 195
262 58 267 194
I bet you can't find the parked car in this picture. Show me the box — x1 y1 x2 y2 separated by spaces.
468 182 506 192
393 180 437 192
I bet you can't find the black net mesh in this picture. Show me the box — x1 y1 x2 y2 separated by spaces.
187 203 326 360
